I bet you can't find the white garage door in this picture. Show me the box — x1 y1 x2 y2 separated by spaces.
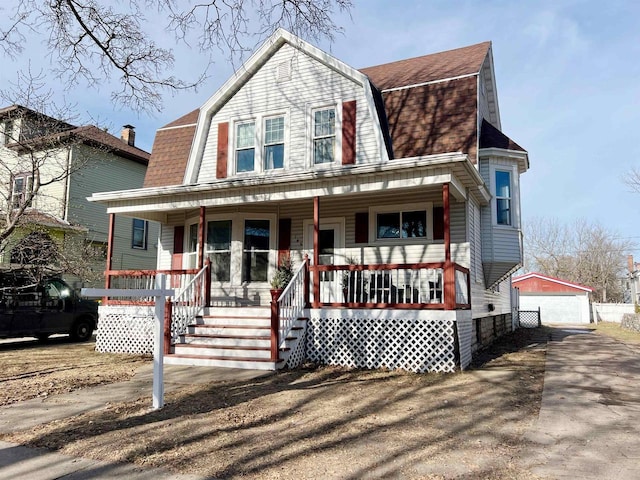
520 295 585 324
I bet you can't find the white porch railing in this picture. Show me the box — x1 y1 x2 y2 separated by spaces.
276 256 309 349
168 260 211 343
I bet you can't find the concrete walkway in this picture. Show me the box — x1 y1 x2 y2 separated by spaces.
0 364 272 479
523 327 640 479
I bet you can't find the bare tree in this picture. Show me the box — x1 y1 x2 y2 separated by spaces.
524 217 634 302
0 0 352 112
624 167 640 194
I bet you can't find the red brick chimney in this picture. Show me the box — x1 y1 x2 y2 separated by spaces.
628 255 635 273
121 124 135 146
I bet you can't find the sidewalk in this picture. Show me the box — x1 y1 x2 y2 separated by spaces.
522 327 640 480
0 364 271 479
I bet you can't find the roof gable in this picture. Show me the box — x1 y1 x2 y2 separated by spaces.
513 272 593 293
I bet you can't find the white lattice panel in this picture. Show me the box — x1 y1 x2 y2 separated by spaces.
306 316 457 373
96 306 155 354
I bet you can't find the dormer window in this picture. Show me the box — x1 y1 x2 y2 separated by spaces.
263 116 284 170
313 107 336 164
235 121 255 172
12 173 33 209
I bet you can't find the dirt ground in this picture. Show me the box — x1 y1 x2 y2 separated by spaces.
0 336 149 406
0 329 551 479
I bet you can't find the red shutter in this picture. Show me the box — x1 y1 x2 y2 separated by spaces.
355 212 368 244
217 122 228 179
278 218 292 266
342 100 356 165
433 207 444 240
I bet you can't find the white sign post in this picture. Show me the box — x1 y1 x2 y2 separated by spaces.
82 274 174 410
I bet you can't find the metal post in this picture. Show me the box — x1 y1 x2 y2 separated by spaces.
153 274 166 409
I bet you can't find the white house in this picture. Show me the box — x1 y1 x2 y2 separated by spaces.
0 105 158 285
90 29 529 372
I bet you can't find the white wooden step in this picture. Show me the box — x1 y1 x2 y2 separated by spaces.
173 344 274 359
195 315 271 327
202 306 271 318
182 334 271 348
164 354 282 370
188 325 270 336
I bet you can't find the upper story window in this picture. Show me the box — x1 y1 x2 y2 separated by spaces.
3 120 13 144
495 170 512 226
235 121 255 173
263 116 284 170
12 173 33 209
132 218 148 249
313 107 336 164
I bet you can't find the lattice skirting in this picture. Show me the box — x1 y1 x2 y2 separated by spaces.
285 324 307 369
96 305 155 354
306 316 457 373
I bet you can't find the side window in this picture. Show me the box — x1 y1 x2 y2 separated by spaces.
235 121 255 173
264 116 284 170
313 108 336 164
132 218 148 249
495 170 512 226
12 173 33 209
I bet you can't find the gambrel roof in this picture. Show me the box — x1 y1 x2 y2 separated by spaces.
141 30 523 188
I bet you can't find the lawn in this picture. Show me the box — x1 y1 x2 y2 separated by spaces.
0 329 547 479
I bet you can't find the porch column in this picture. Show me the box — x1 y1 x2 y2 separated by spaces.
443 183 455 310
105 213 115 289
197 206 206 269
313 196 320 308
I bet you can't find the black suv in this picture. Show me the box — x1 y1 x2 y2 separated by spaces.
0 274 98 342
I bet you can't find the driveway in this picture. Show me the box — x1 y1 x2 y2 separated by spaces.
522 327 640 479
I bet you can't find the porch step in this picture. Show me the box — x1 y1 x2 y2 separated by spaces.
164 353 284 370
167 308 306 371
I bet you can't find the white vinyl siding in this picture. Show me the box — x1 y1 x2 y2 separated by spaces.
197 43 379 183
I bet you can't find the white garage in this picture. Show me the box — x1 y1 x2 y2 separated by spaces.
513 273 593 325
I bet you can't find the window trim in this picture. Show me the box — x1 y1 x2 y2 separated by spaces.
489 164 518 228
131 218 148 250
308 102 342 168
11 172 34 209
263 115 285 171
368 203 434 244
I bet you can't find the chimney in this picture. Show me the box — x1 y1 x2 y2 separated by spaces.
628 255 634 273
121 124 136 146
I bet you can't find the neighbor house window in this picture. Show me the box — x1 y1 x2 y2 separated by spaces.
376 210 427 240
12 173 33 209
313 107 336 164
263 116 284 170
495 170 512 226
206 220 232 282
235 121 255 172
3 120 13 144
132 218 148 249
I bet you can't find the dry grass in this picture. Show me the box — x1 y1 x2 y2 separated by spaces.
591 321 640 344
0 337 149 406
1 329 547 479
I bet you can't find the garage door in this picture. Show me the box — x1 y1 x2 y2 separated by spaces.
520 295 585 324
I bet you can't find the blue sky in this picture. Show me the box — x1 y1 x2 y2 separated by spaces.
3 1 640 253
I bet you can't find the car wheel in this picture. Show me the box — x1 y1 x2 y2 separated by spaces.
36 333 50 343
70 317 94 342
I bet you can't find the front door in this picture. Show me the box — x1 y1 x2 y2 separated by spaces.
304 220 344 303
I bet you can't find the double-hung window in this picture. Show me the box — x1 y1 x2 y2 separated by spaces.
235 121 255 173
376 210 427 240
132 218 148 249
313 107 336 164
12 173 33 209
264 116 284 170
495 170 512 226
3 120 13 144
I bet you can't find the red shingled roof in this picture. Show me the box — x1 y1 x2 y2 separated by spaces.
143 110 198 188
360 42 490 91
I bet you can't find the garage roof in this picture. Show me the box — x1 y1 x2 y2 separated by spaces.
513 272 593 294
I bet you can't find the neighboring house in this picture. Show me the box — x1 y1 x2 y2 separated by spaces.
0 105 158 286
625 255 640 304
91 29 529 372
513 272 593 324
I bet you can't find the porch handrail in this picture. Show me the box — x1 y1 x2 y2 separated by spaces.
167 260 211 346
270 256 309 361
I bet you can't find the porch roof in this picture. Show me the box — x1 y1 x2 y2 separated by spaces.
89 153 490 223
